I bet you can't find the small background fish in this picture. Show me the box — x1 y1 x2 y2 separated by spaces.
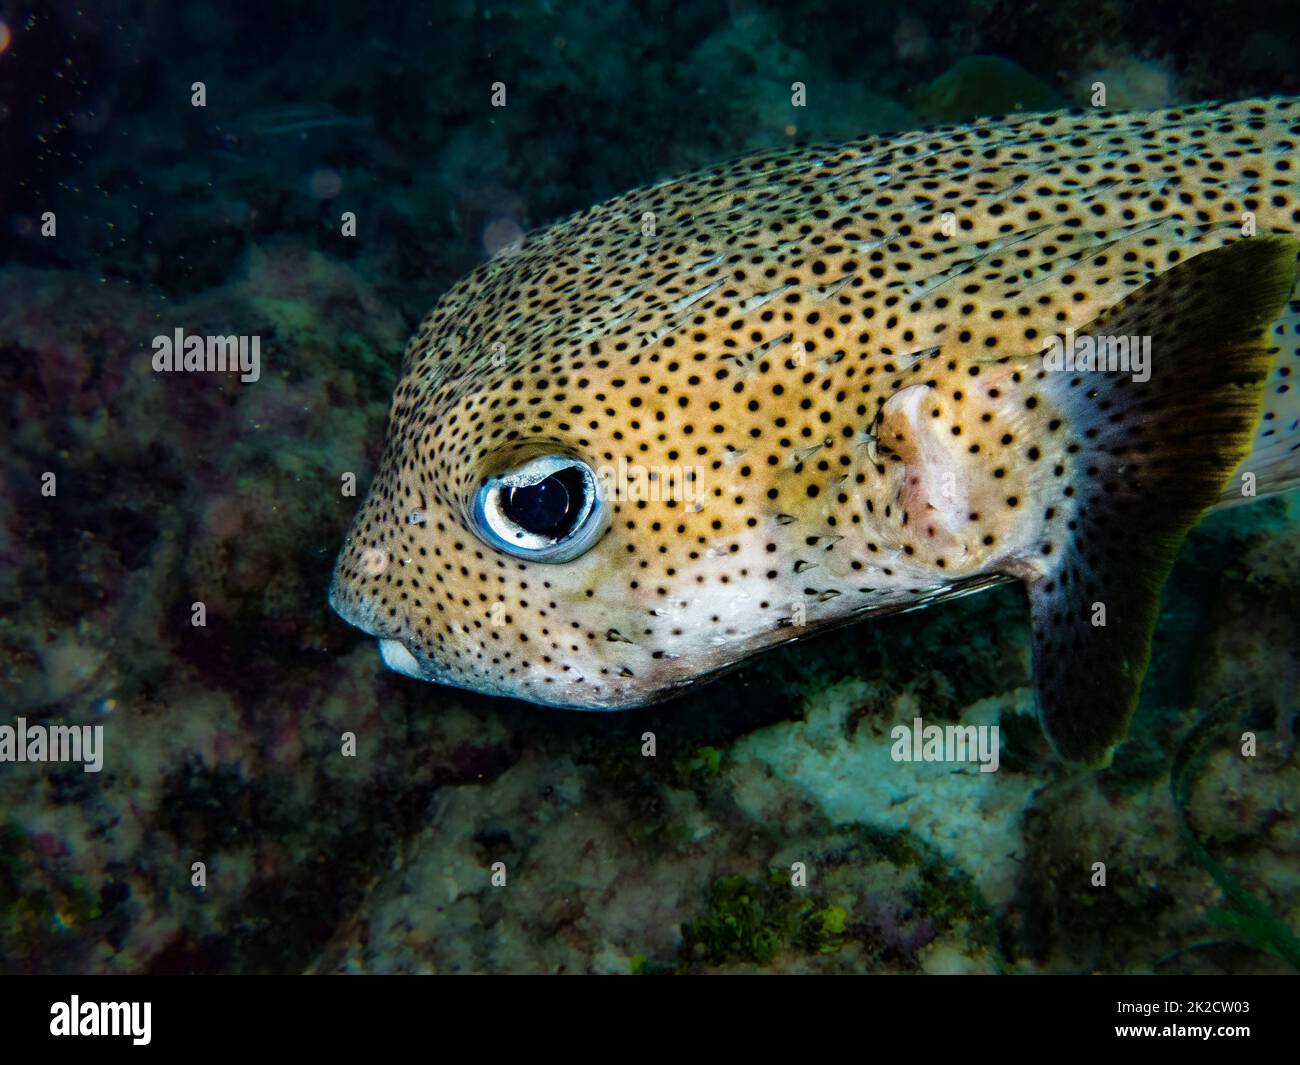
207 103 382 163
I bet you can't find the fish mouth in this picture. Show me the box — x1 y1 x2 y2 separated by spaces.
372 633 459 687
378 638 424 679
328 568 463 687
328 568 417 671
351 619 746 710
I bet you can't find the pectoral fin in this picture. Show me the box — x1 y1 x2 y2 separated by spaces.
1027 236 1299 766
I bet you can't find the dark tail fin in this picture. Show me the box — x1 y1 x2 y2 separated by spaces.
1027 236 1299 766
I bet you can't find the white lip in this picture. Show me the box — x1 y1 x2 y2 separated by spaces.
378 639 424 679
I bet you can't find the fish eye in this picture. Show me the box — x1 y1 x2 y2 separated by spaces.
471 456 605 562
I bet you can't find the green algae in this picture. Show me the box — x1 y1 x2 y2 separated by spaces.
685 874 784 964
680 871 847 966
678 745 722 781
677 825 999 971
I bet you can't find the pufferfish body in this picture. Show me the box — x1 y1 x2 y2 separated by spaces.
331 96 1300 766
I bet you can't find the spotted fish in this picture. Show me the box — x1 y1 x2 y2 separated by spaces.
330 96 1300 766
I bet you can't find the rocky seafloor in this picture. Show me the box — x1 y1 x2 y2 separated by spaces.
2 0 1299 974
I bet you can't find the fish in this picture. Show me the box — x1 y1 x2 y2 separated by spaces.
208 103 384 165
329 96 1300 766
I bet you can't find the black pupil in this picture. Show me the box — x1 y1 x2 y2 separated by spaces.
503 467 586 538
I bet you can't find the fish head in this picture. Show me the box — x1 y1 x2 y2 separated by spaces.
327 139 1076 713
324 229 962 708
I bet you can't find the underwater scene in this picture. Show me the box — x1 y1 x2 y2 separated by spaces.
2 0 1299 981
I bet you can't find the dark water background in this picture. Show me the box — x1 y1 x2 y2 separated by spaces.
1 0 1298 974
